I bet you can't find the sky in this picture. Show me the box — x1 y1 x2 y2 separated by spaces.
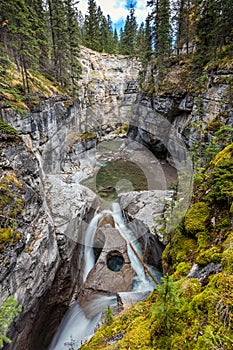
77 0 150 32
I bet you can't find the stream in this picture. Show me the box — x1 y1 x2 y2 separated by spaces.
49 201 161 350
48 136 173 350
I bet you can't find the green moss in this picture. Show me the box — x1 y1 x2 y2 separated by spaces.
80 271 233 350
0 228 22 244
173 262 192 279
0 228 14 243
230 202 233 214
211 142 233 166
216 217 232 231
221 246 233 273
184 202 210 235
113 123 129 135
206 116 224 133
196 231 210 252
196 246 222 267
0 120 19 138
0 173 24 220
162 228 197 274
79 132 97 140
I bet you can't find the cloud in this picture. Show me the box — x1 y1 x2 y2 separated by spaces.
77 0 149 29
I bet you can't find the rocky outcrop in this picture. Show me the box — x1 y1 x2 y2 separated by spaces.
119 190 174 243
2 46 232 350
0 47 142 350
0 99 98 349
77 46 140 133
0 129 59 349
128 70 233 163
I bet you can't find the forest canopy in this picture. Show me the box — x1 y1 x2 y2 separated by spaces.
0 0 233 92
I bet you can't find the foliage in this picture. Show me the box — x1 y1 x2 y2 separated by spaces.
0 171 24 249
119 5 138 56
0 296 22 348
150 274 182 333
184 202 210 235
103 306 113 325
0 121 19 138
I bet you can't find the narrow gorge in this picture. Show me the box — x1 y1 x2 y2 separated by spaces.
1 46 233 350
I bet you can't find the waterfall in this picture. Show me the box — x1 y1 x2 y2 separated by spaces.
112 202 158 292
49 202 161 349
82 210 112 283
49 296 117 350
82 213 101 283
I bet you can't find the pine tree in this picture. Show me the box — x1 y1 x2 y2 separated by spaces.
119 5 138 55
106 15 115 53
99 9 108 52
0 0 42 92
0 296 22 348
148 0 172 60
77 10 85 44
64 0 82 92
136 17 153 61
112 28 119 54
150 274 182 333
26 0 49 70
173 0 194 54
83 0 101 51
47 0 67 82
193 0 221 63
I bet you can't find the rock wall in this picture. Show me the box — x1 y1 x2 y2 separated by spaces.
77 46 140 133
2 46 232 349
0 98 98 349
0 47 141 349
128 69 233 163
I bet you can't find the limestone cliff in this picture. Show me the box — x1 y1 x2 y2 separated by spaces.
77 46 140 133
0 47 142 350
0 47 233 350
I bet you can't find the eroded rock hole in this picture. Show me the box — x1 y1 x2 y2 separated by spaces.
107 251 124 272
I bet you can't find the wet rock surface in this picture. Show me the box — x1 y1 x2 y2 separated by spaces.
187 262 222 283
119 190 174 243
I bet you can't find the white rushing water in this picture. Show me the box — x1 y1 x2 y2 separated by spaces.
112 202 158 292
49 202 160 349
82 209 112 283
49 295 117 350
82 212 101 283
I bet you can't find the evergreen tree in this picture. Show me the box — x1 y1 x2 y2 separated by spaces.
173 0 194 54
0 296 22 348
48 0 68 83
119 5 138 55
148 0 172 59
112 28 119 54
26 0 49 70
77 10 85 44
150 274 182 333
106 14 115 53
64 0 82 92
99 9 108 52
193 0 221 63
0 0 42 92
197 0 233 57
136 17 153 61
83 0 101 51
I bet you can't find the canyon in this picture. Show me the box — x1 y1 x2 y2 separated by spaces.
1 47 233 349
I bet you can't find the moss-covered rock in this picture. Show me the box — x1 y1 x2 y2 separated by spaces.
162 229 197 274
0 171 25 248
184 202 210 235
196 246 222 267
0 120 20 139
